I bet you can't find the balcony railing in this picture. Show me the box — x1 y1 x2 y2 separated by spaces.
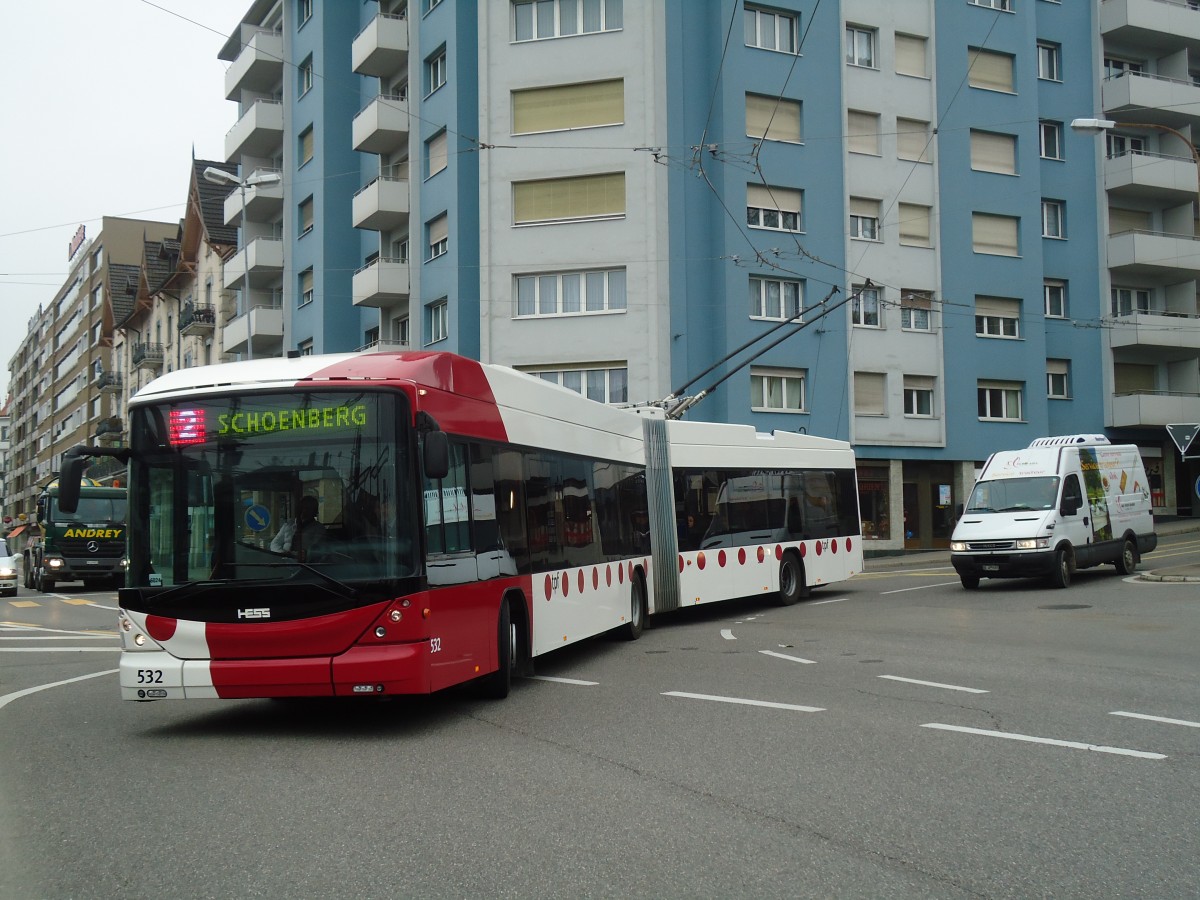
180 303 217 335
95 371 123 393
131 342 165 368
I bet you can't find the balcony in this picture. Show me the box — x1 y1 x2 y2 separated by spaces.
1106 229 1200 279
225 99 284 162
131 342 164 371
1111 390 1200 427
352 257 410 308
222 305 284 356
224 29 283 100
351 13 409 78
223 168 283 226
357 339 410 353
180 303 217 336
1104 150 1200 203
352 94 409 155
352 176 410 231
1100 0 1200 49
1102 71 1200 130
222 237 284 290
95 371 123 394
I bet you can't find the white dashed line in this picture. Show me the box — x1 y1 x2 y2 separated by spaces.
881 582 962 594
922 723 1166 760
720 629 736 640
1111 711 1200 729
759 650 817 664
880 675 988 694
663 691 824 712
0 669 119 711
809 598 846 605
531 675 599 686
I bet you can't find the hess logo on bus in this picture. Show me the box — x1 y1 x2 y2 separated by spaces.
237 608 271 619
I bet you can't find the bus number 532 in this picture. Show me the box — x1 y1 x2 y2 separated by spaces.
136 669 164 684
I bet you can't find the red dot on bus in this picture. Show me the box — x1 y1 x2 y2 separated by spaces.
815 542 823 556
738 547 747 565
831 539 838 554
846 537 853 552
606 565 612 586
697 551 706 570
774 545 783 560
146 615 176 642
544 575 552 601
800 542 807 558
592 567 599 590
618 565 624 584
718 550 727 568
757 546 765 563
562 574 570 597
678 555 684 573
578 570 585 593
628 561 634 581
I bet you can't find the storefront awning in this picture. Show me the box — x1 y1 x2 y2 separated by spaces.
5 524 28 539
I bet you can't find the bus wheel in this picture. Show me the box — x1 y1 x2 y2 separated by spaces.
1049 547 1072 589
1114 539 1137 576
619 573 646 641
777 553 809 606
478 599 513 700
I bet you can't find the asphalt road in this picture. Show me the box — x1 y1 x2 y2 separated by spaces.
2 534 1198 899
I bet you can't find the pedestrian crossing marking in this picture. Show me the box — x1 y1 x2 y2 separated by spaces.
60 599 94 606
8 601 40 608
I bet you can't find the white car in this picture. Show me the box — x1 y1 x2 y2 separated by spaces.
0 538 17 597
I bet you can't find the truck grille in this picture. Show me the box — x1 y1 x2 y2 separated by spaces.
58 539 125 559
966 541 1015 552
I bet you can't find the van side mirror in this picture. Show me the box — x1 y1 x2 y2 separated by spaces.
423 431 449 480
57 449 88 514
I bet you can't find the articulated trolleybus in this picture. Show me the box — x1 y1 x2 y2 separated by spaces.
61 351 861 703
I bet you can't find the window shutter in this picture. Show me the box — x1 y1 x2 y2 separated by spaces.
513 173 625 223
970 130 1016 174
427 131 448 176
512 79 624 134
854 372 886 414
895 34 927 77
904 375 934 391
1114 363 1155 393
850 197 879 218
896 119 931 162
1108 207 1151 234
968 48 1014 92
1046 359 1069 376
428 214 448 245
898 204 931 245
974 296 1020 317
972 213 1019 256
748 184 800 213
847 110 880 154
747 94 800 142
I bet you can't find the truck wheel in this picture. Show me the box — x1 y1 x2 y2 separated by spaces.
41 575 55 593
960 574 980 590
23 563 31 589
1049 547 1071 589
1114 539 1137 576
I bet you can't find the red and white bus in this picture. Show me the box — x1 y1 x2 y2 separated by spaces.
61 351 861 703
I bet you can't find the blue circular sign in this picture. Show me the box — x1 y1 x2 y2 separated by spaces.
1194 475 1200 501
244 504 271 533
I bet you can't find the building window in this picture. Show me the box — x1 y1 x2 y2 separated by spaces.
846 26 876 68
751 367 806 412
426 0 442 12
849 198 881 240
903 376 935 417
897 118 932 162
1038 41 1062 81
299 196 314 236
750 276 802 320
513 0 623 42
1042 199 1065 238
968 47 1014 92
857 465 890 540
427 213 448 259
298 339 314 356
299 268 314 307
515 268 627 316
898 204 932 247
970 0 1012 9
393 315 410 346
527 365 629 404
1104 56 1144 79
746 93 801 143
1111 287 1151 317
299 126 314 166
975 297 1021 338
299 55 313 95
513 80 624 134
513 172 625 225
972 212 1019 256
894 33 928 78
852 284 881 327
1040 121 1063 160
298 0 312 26
978 381 1023 420
426 130 448 178
745 6 798 53
970 130 1017 174
854 372 886 416
747 184 802 232
1106 133 1145 158
901 291 932 330
847 110 881 155
1044 280 1066 318
428 299 448 343
1047 359 1070 399
426 48 447 96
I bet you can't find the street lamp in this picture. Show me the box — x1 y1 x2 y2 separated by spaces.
202 166 283 361
1070 117 1200 206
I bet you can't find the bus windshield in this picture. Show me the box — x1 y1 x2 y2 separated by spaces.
127 390 416 590
965 476 1060 513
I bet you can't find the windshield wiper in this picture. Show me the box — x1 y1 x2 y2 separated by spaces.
251 561 360 600
140 580 226 605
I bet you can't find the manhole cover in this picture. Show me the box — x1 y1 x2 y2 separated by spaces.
1038 604 1092 610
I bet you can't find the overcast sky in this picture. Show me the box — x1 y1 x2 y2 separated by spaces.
0 0 253 404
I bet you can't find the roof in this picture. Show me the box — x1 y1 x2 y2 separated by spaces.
142 237 178 296
109 263 142 328
193 159 238 248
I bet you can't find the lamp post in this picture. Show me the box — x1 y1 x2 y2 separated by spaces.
1070 117 1200 208
202 166 282 361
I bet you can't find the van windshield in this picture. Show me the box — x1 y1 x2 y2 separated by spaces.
966 476 1059 513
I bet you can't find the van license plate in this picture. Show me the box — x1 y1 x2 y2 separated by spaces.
982 565 999 572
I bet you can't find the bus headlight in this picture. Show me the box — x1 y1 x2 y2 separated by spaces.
1015 537 1050 550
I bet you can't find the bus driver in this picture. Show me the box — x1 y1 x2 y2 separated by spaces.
270 495 326 561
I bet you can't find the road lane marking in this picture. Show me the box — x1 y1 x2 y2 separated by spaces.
663 691 824 712
921 723 1166 760
0 635 115 641
720 629 736 640
880 675 988 694
1111 711 1200 729
0 624 117 636
86 603 121 612
7 601 40 608
531 675 599 686
0 669 118 711
809 598 846 605
881 581 962 594
59 598 97 606
759 650 817 664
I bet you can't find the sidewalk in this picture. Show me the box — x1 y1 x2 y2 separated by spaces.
864 516 1200 582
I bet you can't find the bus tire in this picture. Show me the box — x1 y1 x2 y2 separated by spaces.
619 572 646 641
777 553 809 606
478 599 513 700
1049 546 1071 589
1114 538 1137 576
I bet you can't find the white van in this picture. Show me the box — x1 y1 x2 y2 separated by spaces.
950 435 1156 589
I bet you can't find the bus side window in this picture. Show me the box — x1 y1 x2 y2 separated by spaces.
424 441 470 555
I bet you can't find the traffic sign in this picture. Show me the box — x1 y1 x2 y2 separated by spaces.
1166 423 1200 459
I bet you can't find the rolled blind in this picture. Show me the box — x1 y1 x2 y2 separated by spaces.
968 48 1014 92
747 184 800 212
972 213 1019 256
1046 359 1069 376
1109 207 1151 234
904 374 934 390
898 204 931 245
513 173 626 223
850 197 879 217
428 213 448 244
854 372 886 414
1114 363 1155 393
902 291 932 310
975 296 1020 317
427 131 448 176
895 34 927 77
970 130 1016 174
847 110 880 154
512 79 624 134
300 128 314 164
746 93 801 142
897 118 930 162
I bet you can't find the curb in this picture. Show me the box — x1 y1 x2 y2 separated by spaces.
1139 572 1200 583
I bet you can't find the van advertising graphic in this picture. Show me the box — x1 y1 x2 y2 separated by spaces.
1078 448 1112 541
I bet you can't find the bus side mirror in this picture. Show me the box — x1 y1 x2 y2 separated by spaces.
423 431 449 480
58 448 88 514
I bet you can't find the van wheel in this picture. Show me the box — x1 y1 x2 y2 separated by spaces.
777 553 809 606
960 574 980 590
1049 547 1071 589
1115 539 1137 576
